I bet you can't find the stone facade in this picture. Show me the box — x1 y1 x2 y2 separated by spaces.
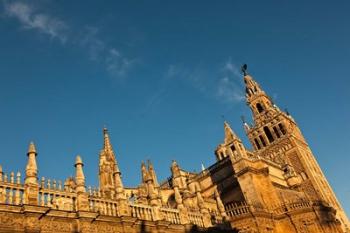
0 65 348 233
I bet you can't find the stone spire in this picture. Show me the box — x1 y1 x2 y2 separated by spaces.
99 127 118 196
148 160 159 187
75 155 90 211
75 155 85 193
224 121 239 144
114 162 124 190
103 127 115 156
141 161 150 183
24 142 39 205
241 64 277 118
215 122 247 161
25 142 38 185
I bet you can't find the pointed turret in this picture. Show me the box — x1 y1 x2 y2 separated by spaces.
141 161 151 183
215 121 247 161
99 127 118 196
224 121 239 144
171 160 187 190
148 160 159 187
103 127 115 156
75 155 85 193
25 142 38 185
24 142 39 205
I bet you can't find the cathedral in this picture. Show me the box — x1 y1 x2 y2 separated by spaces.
0 66 348 233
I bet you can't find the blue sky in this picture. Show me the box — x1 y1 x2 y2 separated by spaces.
0 0 349 214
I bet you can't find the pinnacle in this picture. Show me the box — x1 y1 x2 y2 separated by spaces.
27 142 37 155
223 121 242 145
103 127 114 152
75 155 83 166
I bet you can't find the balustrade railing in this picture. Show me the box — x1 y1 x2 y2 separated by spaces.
160 207 181 224
272 200 312 215
38 177 76 211
89 197 118 216
130 203 154 220
0 171 25 205
0 175 203 226
225 201 250 218
188 211 204 227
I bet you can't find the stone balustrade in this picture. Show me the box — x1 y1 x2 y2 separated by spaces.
0 168 207 228
188 211 205 227
272 200 312 215
130 203 154 221
0 171 24 205
225 201 250 218
160 207 181 224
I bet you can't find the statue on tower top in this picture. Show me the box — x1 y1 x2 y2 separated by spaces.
241 64 248 76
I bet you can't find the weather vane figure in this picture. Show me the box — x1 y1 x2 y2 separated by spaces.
241 64 248 76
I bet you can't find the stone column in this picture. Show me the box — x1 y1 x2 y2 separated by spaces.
174 185 189 224
195 185 211 228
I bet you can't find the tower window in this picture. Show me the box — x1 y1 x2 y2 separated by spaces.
256 103 264 113
279 123 286 135
263 126 274 143
259 135 266 147
220 152 225 158
273 126 281 138
254 139 261 150
230 144 236 152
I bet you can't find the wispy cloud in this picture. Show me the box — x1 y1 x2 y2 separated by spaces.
2 1 135 78
3 1 68 43
217 59 245 103
80 27 106 61
106 48 134 78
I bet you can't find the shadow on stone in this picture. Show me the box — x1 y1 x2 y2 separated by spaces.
187 224 238 233
140 220 147 233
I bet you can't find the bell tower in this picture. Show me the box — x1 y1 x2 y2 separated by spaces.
242 64 349 231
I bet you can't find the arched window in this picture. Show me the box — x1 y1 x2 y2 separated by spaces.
264 126 274 143
230 144 236 152
279 123 286 135
254 139 261 150
256 103 264 113
259 135 266 147
273 126 281 138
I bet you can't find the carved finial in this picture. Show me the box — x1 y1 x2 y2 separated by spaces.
241 64 248 76
16 172 21 184
41 177 45 188
10 172 14 183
